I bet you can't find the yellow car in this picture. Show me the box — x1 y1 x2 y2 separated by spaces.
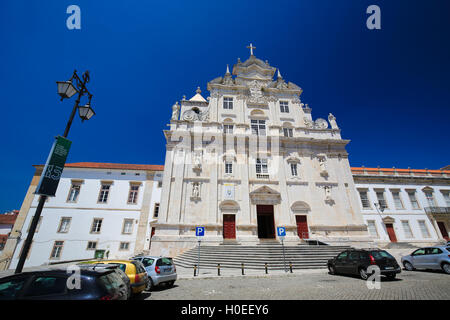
82 259 148 295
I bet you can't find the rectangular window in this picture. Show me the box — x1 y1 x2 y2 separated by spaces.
119 242 130 251
442 191 450 207
280 101 289 113
50 241 64 259
418 220 431 238
251 119 266 136
392 191 404 209
98 183 111 203
401 220 414 238
223 124 234 134
290 163 298 176
223 97 233 109
256 158 268 174
86 241 97 250
127 184 140 204
153 203 160 218
283 128 293 137
66 182 81 202
424 191 435 207
225 162 233 174
122 219 134 234
90 218 103 234
376 191 388 209
157 181 163 188
359 191 371 209
57 217 71 233
408 191 420 209
367 220 378 237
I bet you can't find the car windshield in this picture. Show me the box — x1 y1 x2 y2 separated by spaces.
141 258 154 267
370 251 394 259
107 263 126 273
156 257 173 266
0 278 26 300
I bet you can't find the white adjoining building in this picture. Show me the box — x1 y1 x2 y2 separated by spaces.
1 47 448 270
1 163 163 270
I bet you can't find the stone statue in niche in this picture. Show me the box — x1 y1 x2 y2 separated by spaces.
324 186 332 200
317 154 328 177
171 102 179 121
192 182 200 198
193 152 202 172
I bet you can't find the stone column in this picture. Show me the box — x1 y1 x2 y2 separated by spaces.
134 172 155 255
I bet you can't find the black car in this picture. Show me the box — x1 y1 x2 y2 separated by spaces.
78 263 131 299
0 267 128 300
327 249 401 280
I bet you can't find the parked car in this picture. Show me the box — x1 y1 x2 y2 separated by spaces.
0 267 128 300
401 246 450 274
82 259 148 295
328 249 401 280
78 263 131 299
132 256 177 290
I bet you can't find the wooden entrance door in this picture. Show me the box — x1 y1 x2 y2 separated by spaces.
256 205 275 239
385 223 397 242
223 214 236 239
437 222 449 240
296 215 309 239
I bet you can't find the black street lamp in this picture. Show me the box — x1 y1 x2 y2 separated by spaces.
15 70 95 274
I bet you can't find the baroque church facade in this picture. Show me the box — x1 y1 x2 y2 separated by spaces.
150 47 371 257
1 47 448 270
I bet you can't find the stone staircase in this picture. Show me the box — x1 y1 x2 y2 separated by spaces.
173 244 351 270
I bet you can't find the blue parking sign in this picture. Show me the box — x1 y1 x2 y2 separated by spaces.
277 227 286 237
196 226 205 237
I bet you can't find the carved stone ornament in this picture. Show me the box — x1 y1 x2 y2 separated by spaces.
304 118 314 128
314 118 328 129
182 109 197 121
248 80 266 104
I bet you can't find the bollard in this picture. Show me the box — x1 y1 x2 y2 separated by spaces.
218 263 221 276
265 263 268 274
194 264 197 277
289 262 293 273
241 262 245 275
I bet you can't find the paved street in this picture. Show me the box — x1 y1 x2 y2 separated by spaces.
142 268 450 300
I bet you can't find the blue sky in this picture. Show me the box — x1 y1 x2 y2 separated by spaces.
1 0 449 212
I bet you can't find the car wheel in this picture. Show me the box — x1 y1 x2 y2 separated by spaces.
403 261 415 271
442 263 450 275
146 278 154 291
328 265 336 275
359 268 369 280
167 280 175 287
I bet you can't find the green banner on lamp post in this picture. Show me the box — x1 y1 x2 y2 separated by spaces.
35 135 72 196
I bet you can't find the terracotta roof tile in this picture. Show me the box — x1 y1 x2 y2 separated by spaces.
33 162 164 171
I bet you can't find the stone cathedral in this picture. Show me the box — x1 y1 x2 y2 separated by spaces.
150 45 370 257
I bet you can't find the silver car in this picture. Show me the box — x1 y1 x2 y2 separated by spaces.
401 246 450 274
132 256 177 290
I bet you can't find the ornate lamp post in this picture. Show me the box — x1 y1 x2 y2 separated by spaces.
15 70 95 274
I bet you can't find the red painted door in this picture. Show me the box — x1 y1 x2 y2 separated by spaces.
385 223 397 242
223 214 236 239
296 215 309 239
437 222 449 240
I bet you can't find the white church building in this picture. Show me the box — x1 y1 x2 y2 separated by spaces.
1 48 449 269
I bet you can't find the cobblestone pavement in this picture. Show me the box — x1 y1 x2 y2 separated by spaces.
142 268 450 300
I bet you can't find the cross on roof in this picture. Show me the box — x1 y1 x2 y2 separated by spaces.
247 43 256 56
